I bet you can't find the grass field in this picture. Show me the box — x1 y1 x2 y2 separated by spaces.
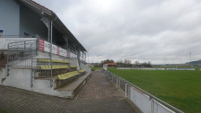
108 68 201 113
91 67 102 71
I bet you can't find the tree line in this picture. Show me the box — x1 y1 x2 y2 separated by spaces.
93 59 152 67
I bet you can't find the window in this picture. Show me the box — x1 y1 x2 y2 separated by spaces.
0 30 3 38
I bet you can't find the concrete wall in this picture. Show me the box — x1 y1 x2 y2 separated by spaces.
0 0 20 35
0 67 71 98
19 4 48 38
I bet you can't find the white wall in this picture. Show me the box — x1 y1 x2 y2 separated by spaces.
0 0 20 35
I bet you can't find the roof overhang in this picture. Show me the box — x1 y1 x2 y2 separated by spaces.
16 0 87 52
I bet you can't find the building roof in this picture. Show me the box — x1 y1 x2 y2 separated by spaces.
16 0 87 52
107 63 117 66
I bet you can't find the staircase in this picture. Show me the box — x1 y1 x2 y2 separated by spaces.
3 40 37 83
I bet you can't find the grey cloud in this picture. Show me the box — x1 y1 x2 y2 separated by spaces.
34 0 201 64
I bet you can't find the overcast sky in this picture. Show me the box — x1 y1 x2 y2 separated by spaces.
34 0 201 64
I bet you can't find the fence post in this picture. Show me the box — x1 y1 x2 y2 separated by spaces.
125 83 128 98
118 77 120 88
112 73 113 82
151 99 154 113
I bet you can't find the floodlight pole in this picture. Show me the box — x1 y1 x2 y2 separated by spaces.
189 52 191 62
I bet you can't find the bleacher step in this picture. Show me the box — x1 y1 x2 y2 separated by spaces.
56 72 90 91
56 71 91 98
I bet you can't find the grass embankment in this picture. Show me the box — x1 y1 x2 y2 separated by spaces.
108 68 201 113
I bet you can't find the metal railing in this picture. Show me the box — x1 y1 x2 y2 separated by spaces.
4 38 85 88
7 40 38 66
8 39 37 51
103 69 184 113
6 40 38 87
0 35 34 38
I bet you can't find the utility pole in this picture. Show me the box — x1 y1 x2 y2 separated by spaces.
189 52 191 62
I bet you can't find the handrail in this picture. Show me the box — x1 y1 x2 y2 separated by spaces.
8 40 37 50
7 40 37 65
0 35 34 38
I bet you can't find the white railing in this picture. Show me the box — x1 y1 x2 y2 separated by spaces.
103 69 184 113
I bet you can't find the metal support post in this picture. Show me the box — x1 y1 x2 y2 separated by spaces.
50 17 57 87
151 99 154 113
77 49 81 69
50 20 53 87
30 48 33 87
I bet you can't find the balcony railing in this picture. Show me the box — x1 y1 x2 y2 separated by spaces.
1 37 86 64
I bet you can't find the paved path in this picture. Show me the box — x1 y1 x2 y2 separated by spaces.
0 70 139 113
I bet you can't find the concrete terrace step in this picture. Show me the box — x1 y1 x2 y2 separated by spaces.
55 71 91 98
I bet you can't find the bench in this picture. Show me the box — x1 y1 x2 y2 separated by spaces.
55 71 80 88
70 65 77 69
37 59 69 64
58 71 79 80
78 69 86 74
40 65 68 70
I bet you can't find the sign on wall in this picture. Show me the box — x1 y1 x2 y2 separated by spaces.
38 38 44 51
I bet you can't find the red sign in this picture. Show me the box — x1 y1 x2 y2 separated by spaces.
38 38 68 57
38 39 44 51
57 47 60 55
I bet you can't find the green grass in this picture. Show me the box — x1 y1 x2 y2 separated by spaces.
0 110 9 113
108 68 201 113
91 67 102 71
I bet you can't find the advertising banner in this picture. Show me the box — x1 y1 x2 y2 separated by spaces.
57 47 60 55
44 40 50 52
38 38 68 57
0 38 69 57
59 48 68 57
52 44 57 54
0 38 36 50
38 38 44 51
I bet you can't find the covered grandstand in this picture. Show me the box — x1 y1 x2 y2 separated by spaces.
0 0 90 98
